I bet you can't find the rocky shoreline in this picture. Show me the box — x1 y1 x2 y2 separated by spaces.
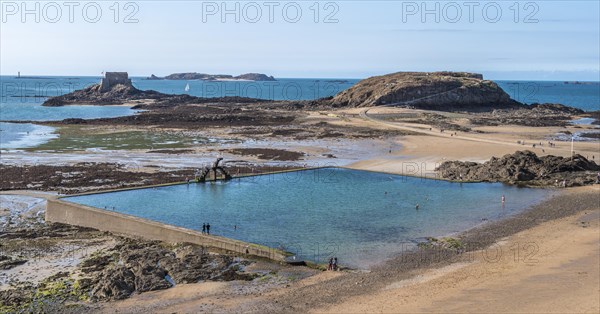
0 163 296 195
437 151 600 187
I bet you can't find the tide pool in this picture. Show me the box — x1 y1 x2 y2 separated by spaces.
65 168 552 268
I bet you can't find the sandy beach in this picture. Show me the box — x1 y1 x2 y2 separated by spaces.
2 94 599 312
87 186 599 313
318 187 599 313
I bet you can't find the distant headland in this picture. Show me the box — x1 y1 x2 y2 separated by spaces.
146 72 276 81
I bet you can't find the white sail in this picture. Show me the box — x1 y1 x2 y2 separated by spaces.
184 83 190 92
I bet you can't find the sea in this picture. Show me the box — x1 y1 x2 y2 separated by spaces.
0 76 598 149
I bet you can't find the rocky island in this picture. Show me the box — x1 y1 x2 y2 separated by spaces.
147 72 276 81
326 71 522 110
42 72 266 107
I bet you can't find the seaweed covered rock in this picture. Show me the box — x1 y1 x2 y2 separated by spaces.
90 266 136 300
84 240 255 301
436 151 600 186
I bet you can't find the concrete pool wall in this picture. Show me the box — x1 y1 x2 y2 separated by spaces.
46 198 289 262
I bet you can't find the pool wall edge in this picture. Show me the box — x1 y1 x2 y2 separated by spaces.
58 166 331 198
46 198 289 262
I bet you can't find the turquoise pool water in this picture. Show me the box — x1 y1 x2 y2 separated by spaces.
65 168 551 268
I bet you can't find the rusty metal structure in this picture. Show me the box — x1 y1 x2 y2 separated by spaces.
197 158 232 182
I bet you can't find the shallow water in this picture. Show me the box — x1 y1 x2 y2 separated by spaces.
0 122 58 149
65 168 552 268
570 117 598 126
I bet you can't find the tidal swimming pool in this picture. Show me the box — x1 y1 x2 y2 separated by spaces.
65 168 552 268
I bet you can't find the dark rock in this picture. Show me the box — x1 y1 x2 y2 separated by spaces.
61 118 87 124
90 266 136 300
0 255 27 270
436 151 600 186
0 288 33 308
146 74 163 80
132 264 171 293
530 103 584 115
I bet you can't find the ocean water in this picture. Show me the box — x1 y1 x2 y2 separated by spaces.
66 168 551 268
0 76 357 122
496 80 599 111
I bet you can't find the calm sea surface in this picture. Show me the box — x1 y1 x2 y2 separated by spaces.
66 168 551 268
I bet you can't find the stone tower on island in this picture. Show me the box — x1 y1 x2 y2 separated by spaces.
99 72 132 92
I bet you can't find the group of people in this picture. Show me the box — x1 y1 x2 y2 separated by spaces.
202 223 211 235
327 257 339 271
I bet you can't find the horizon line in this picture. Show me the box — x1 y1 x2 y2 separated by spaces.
1 73 599 82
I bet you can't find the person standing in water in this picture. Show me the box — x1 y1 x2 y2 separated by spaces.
502 194 505 203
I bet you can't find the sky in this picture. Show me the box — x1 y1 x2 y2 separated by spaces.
1 0 599 80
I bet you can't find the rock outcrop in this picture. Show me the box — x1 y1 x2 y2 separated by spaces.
234 73 276 81
42 80 162 106
87 240 256 301
146 74 163 80
327 71 522 111
436 151 600 186
469 103 585 127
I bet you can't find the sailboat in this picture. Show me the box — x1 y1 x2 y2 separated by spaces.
184 83 190 92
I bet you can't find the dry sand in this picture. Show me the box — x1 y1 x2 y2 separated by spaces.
345 107 600 176
317 187 600 313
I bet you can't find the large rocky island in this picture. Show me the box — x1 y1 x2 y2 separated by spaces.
326 71 522 110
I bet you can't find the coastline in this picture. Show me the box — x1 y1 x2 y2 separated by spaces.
315 186 600 313
96 185 599 313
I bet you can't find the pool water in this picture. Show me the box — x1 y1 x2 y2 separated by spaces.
65 168 551 268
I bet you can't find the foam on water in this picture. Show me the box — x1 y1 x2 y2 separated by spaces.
0 122 58 149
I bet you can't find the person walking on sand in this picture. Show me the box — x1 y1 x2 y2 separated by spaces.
333 257 338 271
206 223 211 235
202 223 206 234
328 257 333 271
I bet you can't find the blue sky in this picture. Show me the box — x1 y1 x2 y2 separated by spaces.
1 1 599 80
